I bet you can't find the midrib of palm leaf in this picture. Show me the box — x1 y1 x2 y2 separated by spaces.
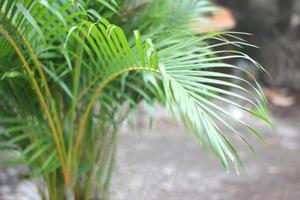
1 15 69 187
62 21 161 171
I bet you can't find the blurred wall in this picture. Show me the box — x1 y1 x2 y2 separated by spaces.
215 0 300 91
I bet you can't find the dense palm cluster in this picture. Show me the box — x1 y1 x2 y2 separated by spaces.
0 0 270 199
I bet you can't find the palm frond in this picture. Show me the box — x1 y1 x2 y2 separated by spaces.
155 31 270 169
0 0 271 199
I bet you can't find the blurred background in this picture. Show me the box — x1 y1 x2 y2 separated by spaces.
1 0 300 199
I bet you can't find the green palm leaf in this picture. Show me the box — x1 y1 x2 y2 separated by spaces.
0 0 271 199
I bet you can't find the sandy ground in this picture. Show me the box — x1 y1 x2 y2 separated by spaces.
1 104 300 200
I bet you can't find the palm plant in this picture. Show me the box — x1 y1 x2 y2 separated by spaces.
0 0 270 199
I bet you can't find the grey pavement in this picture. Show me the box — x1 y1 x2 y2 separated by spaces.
1 104 300 200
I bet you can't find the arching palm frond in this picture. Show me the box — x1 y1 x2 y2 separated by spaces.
156 31 270 169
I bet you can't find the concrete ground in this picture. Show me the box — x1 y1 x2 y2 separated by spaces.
110 104 300 200
1 104 300 200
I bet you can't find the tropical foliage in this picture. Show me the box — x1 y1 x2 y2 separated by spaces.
0 0 270 199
